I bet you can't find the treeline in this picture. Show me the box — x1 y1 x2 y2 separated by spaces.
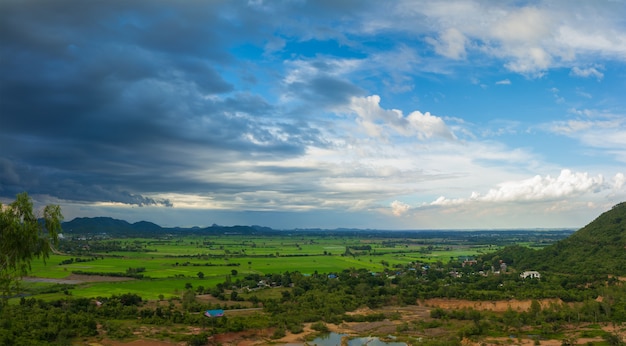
58 257 100 265
172 261 241 267
71 268 146 279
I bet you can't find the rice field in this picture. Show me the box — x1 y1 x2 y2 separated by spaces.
23 233 505 300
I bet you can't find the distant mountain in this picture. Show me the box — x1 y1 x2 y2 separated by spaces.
132 220 163 232
61 217 276 236
485 202 626 275
61 216 577 240
62 217 162 235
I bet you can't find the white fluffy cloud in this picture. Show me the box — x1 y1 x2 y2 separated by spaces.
430 169 625 207
614 173 626 190
391 200 410 216
349 95 456 140
480 170 604 202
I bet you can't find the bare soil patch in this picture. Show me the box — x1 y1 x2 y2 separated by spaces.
23 274 135 285
84 339 184 346
210 328 277 345
195 294 255 308
23 276 83 285
604 324 626 340
423 298 563 312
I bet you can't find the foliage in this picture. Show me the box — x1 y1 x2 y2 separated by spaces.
0 298 97 345
71 270 145 279
185 332 209 346
0 192 62 298
310 321 329 332
603 332 626 346
487 202 626 275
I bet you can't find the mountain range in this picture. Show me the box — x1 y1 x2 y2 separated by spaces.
61 217 276 236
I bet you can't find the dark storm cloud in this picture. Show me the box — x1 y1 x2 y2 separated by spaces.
0 157 171 206
0 0 339 205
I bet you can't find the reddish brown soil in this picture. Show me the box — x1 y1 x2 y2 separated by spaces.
423 297 564 312
23 274 134 284
86 339 184 346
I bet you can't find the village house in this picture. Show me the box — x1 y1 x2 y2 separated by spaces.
462 259 477 267
520 270 541 279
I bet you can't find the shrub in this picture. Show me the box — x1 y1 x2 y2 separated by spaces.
271 327 286 339
311 321 329 333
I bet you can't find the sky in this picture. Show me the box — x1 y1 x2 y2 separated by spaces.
1 0 626 230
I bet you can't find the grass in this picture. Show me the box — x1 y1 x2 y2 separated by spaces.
21 234 491 300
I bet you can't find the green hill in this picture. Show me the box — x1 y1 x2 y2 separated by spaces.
62 217 162 235
486 202 626 275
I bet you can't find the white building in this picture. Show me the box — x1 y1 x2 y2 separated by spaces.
520 271 541 279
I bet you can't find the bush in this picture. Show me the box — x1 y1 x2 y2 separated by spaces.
311 321 329 333
186 332 209 346
289 323 304 334
396 322 409 332
102 321 133 340
271 327 286 339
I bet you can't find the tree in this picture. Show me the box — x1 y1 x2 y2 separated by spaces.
1 192 62 298
182 289 197 310
603 333 625 346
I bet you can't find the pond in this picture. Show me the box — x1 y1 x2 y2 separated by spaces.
306 332 407 346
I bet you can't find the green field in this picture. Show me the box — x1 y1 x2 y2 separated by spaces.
21 227 574 303
20 233 503 301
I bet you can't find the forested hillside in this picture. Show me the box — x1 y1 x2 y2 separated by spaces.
486 202 626 275
62 217 162 235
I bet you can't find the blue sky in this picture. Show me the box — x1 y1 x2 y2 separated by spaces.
1 0 625 229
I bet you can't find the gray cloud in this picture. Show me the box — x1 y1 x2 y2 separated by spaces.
0 0 342 206
287 76 365 107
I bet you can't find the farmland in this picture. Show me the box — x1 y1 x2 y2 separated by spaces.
22 229 569 301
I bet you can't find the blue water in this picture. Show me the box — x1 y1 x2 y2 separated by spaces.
307 332 407 346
